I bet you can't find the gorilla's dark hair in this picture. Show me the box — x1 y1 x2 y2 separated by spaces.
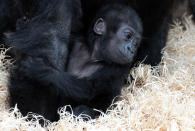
87 4 142 49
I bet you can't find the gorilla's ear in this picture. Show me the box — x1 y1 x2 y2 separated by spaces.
93 18 106 35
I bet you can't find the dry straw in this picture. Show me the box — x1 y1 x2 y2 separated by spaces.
0 16 194 131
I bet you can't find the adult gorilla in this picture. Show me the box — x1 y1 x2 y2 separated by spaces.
1 0 83 121
7 1 143 121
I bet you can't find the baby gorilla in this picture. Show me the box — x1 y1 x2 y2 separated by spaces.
67 4 143 117
9 3 142 121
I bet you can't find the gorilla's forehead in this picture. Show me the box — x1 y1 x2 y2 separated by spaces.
104 10 142 32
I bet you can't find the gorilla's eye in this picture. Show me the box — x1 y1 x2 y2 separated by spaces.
126 32 133 39
124 29 134 41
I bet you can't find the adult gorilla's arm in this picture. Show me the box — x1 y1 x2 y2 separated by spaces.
16 55 93 102
8 0 92 102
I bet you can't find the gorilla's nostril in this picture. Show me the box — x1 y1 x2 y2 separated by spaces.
127 47 134 53
127 47 134 54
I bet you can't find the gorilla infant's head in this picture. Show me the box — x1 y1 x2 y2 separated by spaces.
88 4 143 65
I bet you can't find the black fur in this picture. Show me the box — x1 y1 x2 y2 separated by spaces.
0 0 179 122
6 1 142 122
189 0 195 20
81 0 175 65
67 3 143 117
5 0 84 121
